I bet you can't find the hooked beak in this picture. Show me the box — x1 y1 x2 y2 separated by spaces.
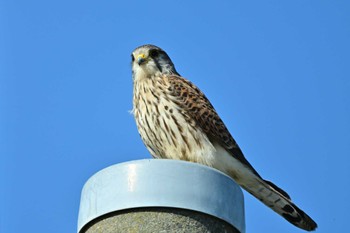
137 54 146 65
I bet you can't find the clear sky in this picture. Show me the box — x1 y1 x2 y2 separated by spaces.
1 1 349 232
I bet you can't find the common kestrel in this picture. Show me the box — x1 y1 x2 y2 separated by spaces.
131 44 317 231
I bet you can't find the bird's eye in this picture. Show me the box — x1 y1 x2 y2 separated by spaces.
131 54 135 62
149 49 159 58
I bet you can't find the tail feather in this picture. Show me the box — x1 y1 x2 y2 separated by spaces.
264 179 291 200
243 178 317 231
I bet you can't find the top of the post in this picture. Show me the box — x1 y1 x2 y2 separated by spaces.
77 159 245 233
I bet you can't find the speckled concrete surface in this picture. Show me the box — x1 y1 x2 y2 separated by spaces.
82 207 240 233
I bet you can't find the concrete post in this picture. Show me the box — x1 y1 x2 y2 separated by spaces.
77 159 245 233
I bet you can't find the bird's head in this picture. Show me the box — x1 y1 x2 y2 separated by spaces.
131 44 179 81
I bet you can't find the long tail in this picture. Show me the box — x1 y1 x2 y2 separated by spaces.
242 178 317 231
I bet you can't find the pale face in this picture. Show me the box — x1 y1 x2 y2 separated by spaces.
131 47 162 81
131 45 178 82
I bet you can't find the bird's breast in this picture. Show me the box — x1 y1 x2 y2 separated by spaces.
133 78 217 166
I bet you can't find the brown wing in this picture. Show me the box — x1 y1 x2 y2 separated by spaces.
166 75 261 177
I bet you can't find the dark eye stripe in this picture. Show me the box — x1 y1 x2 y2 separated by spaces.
131 54 135 62
153 57 163 72
149 49 160 58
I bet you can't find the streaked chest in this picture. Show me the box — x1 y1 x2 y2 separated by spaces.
132 76 216 165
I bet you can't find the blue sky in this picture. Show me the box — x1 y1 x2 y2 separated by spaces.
1 1 349 232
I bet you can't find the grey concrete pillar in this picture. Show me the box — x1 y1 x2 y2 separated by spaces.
77 159 245 233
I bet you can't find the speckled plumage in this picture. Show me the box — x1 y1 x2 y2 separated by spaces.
131 44 317 231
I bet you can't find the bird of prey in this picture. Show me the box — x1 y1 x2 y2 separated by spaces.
131 44 317 231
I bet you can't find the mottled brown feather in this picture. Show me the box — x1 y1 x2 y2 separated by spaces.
166 75 262 178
